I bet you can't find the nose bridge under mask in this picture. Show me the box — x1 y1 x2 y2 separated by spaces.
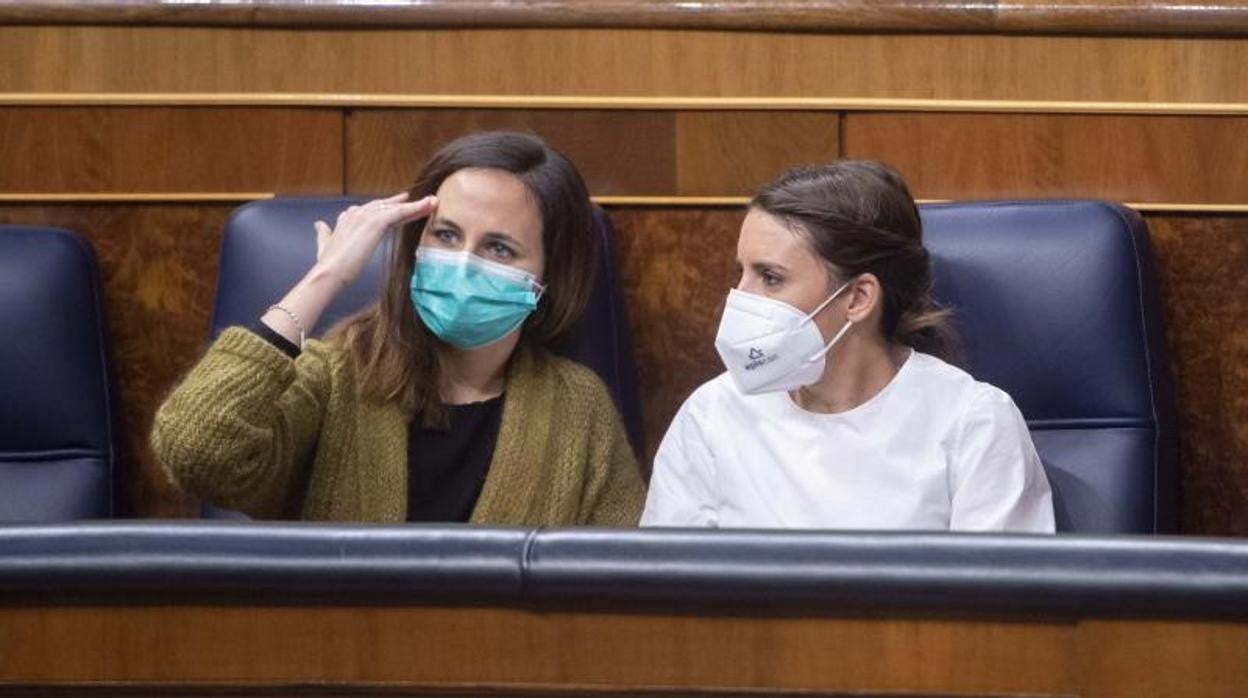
416 246 542 291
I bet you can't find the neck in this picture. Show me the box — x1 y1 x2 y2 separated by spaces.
791 333 909 415
438 332 520 405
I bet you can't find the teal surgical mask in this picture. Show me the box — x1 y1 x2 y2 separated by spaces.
410 246 544 349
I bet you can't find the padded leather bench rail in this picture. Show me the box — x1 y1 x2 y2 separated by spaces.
1 522 1244 617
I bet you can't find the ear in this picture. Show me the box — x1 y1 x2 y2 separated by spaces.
844 273 883 324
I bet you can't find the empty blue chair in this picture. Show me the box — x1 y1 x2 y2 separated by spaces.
0 226 118 521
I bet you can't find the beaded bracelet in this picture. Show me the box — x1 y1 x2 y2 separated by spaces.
265 303 306 350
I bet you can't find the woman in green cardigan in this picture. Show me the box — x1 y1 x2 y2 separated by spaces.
152 131 646 525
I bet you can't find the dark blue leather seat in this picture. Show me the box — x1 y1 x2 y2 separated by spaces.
921 201 1177 533
204 197 643 518
0 226 117 521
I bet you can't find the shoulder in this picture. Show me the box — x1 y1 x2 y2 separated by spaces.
902 352 1006 413
660 371 744 437
683 371 739 413
958 380 1028 433
547 352 609 393
544 352 610 398
516 347 617 416
905 351 979 393
920 359 1029 439
888 352 1030 441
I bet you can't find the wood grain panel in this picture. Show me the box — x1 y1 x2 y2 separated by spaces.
0 108 342 194
1147 215 1248 536
0 687 1076 697
0 605 1076 695
0 205 235 518
345 110 676 196
2 0 1248 37
673 112 838 197
3 27 1248 104
842 113 1248 205
347 110 837 198
608 207 743 469
1079 620 1248 698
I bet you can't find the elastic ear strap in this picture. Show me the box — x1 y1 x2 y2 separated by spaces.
808 319 854 362
803 281 851 325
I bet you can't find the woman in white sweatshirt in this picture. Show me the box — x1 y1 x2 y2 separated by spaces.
642 160 1054 533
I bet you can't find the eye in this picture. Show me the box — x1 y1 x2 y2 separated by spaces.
761 270 783 287
432 228 459 245
486 241 516 261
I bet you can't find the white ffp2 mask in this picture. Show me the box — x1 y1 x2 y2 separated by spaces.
713 283 853 395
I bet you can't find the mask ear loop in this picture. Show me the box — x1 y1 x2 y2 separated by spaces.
808 319 854 363
801 281 854 363
799 281 851 326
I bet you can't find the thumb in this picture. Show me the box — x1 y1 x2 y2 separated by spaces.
314 220 331 259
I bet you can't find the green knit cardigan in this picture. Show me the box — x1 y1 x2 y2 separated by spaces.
151 327 646 525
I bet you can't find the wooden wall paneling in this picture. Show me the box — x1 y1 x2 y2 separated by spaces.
1147 215 1248 536
4 0 1248 36
0 107 343 194
0 605 1078 695
0 205 238 518
842 113 1248 205
345 109 677 196
4 27 1248 104
346 110 838 199
672 111 838 196
607 207 744 469
1078 620 1248 697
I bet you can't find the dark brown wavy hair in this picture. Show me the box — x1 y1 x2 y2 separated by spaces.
329 131 597 425
751 160 959 362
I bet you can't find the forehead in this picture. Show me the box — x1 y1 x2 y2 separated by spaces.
737 208 813 263
434 167 542 238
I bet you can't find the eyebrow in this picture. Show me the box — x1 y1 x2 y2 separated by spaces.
483 231 526 252
430 216 461 232
747 260 790 273
432 217 527 252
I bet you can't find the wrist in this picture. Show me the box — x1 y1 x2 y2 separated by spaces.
264 303 306 350
305 263 352 292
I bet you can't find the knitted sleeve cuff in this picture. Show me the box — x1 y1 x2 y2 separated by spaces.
213 326 299 376
249 320 302 358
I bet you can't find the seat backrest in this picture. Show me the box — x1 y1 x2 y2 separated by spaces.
921 201 1178 534
0 226 117 521
210 196 644 451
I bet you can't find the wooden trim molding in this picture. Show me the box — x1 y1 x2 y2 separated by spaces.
598 198 1248 213
2 193 1246 213
2 0 1247 36
4 94 1248 115
594 196 751 207
0 193 276 203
